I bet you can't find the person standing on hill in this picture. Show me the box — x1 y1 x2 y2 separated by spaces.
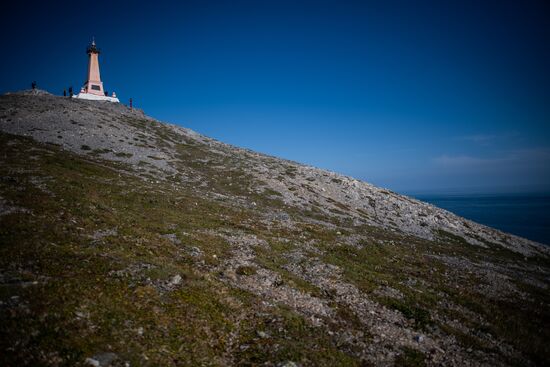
31 81 36 90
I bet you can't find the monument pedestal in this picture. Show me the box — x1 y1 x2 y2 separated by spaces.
73 92 120 103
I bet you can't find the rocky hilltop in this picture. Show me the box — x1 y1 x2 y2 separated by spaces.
0 92 548 366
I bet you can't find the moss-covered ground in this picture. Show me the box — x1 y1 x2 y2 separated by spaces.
0 130 548 366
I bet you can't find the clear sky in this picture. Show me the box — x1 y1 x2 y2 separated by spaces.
2 0 549 194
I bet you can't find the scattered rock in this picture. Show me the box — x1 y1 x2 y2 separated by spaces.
85 358 100 367
169 274 182 286
414 334 424 343
256 330 269 338
277 362 298 367
161 233 181 245
90 352 118 367
188 246 203 258
90 228 117 244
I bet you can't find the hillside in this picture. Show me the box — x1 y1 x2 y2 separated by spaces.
0 92 548 366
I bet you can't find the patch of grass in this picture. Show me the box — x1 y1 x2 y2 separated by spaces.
236 265 257 276
395 347 425 367
263 188 283 197
115 152 133 158
436 229 469 246
285 167 297 178
383 298 432 330
321 242 402 293
234 305 358 366
254 241 323 298
90 148 112 155
438 323 491 352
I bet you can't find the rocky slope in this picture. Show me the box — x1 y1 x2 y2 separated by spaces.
0 92 549 366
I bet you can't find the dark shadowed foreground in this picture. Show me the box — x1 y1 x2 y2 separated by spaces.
0 92 548 366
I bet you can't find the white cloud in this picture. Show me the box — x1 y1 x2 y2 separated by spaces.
508 147 550 161
433 155 504 168
457 132 520 146
433 147 550 169
459 134 498 143
429 148 550 190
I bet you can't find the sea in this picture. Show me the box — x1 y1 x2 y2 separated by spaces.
409 192 550 246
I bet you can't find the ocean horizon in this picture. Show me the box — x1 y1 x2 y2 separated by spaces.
408 191 550 246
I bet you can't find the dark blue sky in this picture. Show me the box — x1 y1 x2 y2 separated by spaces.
2 0 549 193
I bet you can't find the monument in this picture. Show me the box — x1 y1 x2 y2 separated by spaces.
74 38 119 102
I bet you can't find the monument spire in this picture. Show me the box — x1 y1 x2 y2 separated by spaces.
83 38 103 96
74 38 119 102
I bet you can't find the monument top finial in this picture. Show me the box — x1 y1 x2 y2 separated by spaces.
87 37 100 55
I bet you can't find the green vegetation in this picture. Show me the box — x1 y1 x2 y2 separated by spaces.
235 265 257 276
395 347 426 367
0 133 360 365
115 152 133 158
384 298 432 330
0 98 548 367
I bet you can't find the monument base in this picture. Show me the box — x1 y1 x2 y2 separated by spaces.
73 93 119 103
